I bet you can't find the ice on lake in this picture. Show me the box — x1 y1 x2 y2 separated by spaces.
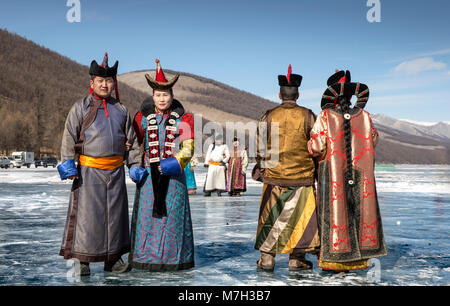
0 164 449 286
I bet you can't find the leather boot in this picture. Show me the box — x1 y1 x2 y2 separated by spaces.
104 258 131 273
289 251 312 271
79 262 90 276
256 251 275 271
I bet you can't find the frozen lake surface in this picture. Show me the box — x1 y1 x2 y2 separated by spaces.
0 164 449 286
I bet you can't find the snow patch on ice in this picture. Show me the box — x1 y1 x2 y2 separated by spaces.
0 168 65 184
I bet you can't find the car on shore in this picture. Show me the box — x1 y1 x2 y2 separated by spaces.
0 156 12 169
34 157 58 168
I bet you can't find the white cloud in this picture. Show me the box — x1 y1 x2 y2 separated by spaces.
393 57 447 75
386 48 450 63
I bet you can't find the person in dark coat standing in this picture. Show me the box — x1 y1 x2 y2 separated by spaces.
57 53 147 275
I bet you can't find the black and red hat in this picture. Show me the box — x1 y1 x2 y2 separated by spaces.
88 53 120 117
327 69 351 86
278 64 302 88
89 52 118 78
321 69 369 110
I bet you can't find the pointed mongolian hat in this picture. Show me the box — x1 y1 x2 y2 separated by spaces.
89 52 119 78
278 64 302 88
88 52 120 103
145 59 180 90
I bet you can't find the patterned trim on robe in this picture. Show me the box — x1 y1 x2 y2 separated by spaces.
255 184 320 254
318 257 369 271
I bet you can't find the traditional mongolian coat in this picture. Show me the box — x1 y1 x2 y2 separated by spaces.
129 97 195 271
58 94 141 262
252 99 320 255
253 67 320 256
226 147 248 195
204 142 230 193
185 156 198 193
308 70 387 271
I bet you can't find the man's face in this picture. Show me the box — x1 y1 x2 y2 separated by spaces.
90 76 114 98
153 89 173 112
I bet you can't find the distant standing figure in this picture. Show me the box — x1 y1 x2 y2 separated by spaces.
203 133 230 197
185 156 198 195
308 69 387 271
226 137 248 196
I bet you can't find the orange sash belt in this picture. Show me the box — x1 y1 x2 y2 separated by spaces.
209 161 223 166
79 155 124 170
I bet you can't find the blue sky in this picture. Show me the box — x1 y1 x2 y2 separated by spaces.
1 0 449 122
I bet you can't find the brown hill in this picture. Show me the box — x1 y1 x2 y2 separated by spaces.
0 29 147 157
118 69 278 125
118 70 280 152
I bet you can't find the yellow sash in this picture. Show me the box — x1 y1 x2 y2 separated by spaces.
79 155 124 170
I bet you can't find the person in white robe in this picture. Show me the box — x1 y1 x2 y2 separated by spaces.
203 133 230 196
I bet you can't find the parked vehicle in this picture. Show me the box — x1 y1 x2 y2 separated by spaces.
11 152 34 168
0 156 11 169
34 156 58 168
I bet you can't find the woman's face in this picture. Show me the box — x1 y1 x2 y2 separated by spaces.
153 89 173 112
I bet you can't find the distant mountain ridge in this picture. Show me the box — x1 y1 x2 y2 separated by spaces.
371 114 450 164
373 114 450 142
398 119 450 127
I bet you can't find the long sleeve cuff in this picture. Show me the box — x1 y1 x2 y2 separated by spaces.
174 138 194 170
57 159 78 180
160 157 182 176
129 166 148 184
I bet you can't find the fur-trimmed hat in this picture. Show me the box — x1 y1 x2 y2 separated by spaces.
89 53 118 78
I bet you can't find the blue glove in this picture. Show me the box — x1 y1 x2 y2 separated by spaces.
160 157 182 176
57 159 78 180
129 167 148 184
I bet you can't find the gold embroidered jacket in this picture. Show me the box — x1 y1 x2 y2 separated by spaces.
253 101 316 187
